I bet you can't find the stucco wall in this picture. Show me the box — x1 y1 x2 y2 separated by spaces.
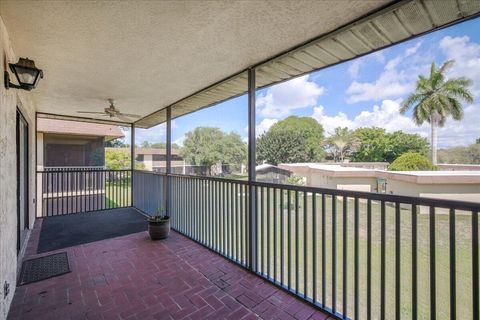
305 171 377 192
387 179 480 202
0 16 36 319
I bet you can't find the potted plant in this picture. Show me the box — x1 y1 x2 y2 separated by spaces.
147 207 170 240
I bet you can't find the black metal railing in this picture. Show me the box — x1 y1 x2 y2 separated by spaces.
169 174 249 266
37 169 131 217
133 170 166 215
43 166 105 172
251 182 480 320
133 170 480 320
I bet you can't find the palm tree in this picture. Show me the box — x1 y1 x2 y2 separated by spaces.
325 127 360 162
400 60 474 165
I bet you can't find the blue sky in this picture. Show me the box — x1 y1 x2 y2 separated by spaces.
132 17 480 149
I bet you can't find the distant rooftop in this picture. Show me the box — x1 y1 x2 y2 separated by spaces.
38 118 124 140
280 163 480 184
135 148 181 155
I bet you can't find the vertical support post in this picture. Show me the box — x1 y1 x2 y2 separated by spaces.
166 107 172 215
130 123 135 207
248 67 256 271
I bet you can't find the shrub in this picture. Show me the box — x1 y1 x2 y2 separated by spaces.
284 174 306 186
388 152 437 171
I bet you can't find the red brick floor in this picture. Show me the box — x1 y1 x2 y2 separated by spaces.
8 219 331 320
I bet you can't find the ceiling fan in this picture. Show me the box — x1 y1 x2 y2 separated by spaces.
77 99 141 122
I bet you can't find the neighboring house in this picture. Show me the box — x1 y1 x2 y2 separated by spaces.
134 148 183 172
256 164 292 184
37 118 124 170
280 163 480 203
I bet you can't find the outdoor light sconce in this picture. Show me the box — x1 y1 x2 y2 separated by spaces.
4 57 43 91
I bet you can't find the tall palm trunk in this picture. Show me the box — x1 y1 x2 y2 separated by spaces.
430 114 438 165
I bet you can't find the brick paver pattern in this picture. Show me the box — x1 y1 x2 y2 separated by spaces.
8 219 331 320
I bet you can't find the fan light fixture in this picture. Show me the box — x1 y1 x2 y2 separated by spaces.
4 57 43 91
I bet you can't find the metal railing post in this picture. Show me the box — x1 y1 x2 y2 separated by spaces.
247 67 256 271
166 106 172 215
131 123 135 207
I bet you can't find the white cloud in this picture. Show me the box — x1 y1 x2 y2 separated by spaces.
173 135 185 147
346 70 414 104
435 104 480 148
354 99 428 134
348 60 362 78
346 42 426 104
311 99 480 147
439 35 480 95
405 41 422 57
257 118 278 136
311 105 354 135
257 75 324 118
245 118 278 137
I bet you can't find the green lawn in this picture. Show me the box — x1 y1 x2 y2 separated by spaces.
172 187 477 319
105 181 131 208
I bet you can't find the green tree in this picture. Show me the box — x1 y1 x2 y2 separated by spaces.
148 142 180 149
352 128 431 163
141 141 151 148
388 152 437 171
324 127 360 162
105 139 127 148
438 144 480 164
400 60 474 165
257 116 324 165
181 127 247 175
476 138 480 144
351 127 389 162
284 174 306 186
385 131 430 163
105 148 130 170
220 132 248 167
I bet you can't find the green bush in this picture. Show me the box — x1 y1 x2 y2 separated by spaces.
388 152 437 171
284 174 306 186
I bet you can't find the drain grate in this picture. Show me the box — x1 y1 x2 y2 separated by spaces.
19 252 70 286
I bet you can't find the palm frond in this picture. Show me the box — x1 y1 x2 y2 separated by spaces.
438 59 455 74
443 78 475 103
401 93 425 114
430 61 436 79
448 97 464 121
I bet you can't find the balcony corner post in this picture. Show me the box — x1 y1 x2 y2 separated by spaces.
248 67 257 271
166 106 172 215
131 123 135 207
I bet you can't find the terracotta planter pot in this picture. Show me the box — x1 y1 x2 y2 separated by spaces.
148 217 170 240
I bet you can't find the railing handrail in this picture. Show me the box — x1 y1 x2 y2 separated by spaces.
133 170 480 212
37 169 131 174
38 169 132 217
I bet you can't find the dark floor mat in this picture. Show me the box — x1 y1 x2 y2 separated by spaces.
19 252 70 286
38 208 147 253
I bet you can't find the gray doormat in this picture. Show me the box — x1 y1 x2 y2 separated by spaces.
18 252 70 286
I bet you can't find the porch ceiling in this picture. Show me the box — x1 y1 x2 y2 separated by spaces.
2 1 479 129
0 0 391 124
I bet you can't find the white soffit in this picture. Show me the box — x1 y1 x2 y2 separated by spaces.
136 0 480 128
37 113 130 128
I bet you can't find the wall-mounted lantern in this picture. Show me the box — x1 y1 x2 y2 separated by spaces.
4 57 43 91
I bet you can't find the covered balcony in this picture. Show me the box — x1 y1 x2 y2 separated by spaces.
1 1 480 320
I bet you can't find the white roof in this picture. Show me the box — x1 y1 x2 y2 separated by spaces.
281 163 375 172
392 170 480 177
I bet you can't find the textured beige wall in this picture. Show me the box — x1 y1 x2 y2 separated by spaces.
387 179 480 201
0 16 36 319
